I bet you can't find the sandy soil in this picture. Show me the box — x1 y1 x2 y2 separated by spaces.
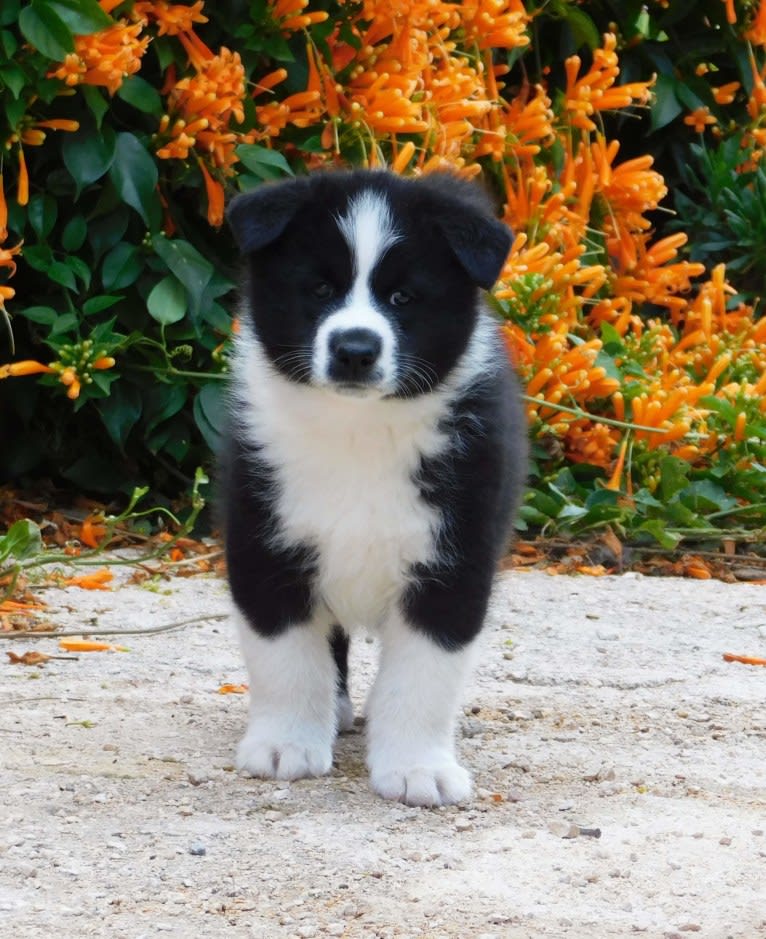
1 566 765 939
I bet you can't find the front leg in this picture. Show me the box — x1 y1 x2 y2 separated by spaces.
235 611 337 780
366 615 478 807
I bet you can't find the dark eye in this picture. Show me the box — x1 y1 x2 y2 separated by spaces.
313 282 334 300
390 289 413 306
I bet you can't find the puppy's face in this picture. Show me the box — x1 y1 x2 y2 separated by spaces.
228 172 511 398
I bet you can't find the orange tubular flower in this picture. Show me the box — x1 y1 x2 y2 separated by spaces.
135 0 207 35
0 359 54 378
459 0 531 51
684 107 717 133
712 82 740 105
271 0 329 32
49 8 150 95
564 34 653 132
746 1 766 44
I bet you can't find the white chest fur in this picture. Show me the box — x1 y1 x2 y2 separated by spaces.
231 333 453 629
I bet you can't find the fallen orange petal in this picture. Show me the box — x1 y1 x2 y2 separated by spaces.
58 638 117 652
64 569 114 590
722 652 766 666
217 682 249 694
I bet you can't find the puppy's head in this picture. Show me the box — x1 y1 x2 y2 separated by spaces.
227 170 510 398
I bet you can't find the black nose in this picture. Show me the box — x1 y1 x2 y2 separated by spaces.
328 328 382 382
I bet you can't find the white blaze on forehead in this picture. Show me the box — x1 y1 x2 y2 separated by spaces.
337 189 401 282
313 189 401 392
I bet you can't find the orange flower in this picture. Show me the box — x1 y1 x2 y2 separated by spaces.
63 569 114 590
684 106 717 133
271 0 329 32
157 45 246 174
745 0 766 44
564 34 653 132
0 359 54 378
712 81 740 105
459 0 530 51
135 0 207 35
49 14 149 95
565 421 619 468
720 0 736 25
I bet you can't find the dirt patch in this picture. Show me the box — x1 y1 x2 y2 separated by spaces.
2 568 765 938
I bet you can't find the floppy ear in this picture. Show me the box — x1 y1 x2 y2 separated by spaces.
437 212 512 290
226 177 311 254
416 172 512 289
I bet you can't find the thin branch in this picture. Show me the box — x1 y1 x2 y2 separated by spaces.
521 394 669 434
0 612 230 641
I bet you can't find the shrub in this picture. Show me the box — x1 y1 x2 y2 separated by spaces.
1 0 765 543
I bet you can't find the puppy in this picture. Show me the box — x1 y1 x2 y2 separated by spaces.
223 169 527 806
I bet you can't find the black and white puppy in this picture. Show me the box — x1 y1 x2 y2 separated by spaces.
223 169 527 806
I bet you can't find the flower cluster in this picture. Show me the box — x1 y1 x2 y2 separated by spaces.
0 340 115 401
49 0 149 95
0 0 764 531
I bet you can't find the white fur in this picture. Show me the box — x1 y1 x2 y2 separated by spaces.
366 615 478 806
235 609 337 780
313 192 400 391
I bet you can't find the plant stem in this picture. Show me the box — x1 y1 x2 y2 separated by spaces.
521 394 669 434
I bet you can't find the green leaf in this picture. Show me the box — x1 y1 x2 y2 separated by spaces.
650 73 683 133
152 234 213 318
23 244 54 272
0 519 42 564
19 305 58 325
193 382 226 451
82 294 123 316
147 275 187 325
62 124 116 193
66 255 92 289
236 143 294 179
562 6 600 50
109 132 160 228
61 215 87 252
47 0 111 34
0 63 26 98
0 2 20 27
659 456 690 502
144 383 187 435
27 194 57 240
48 260 77 291
18 2 74 60
82 84 109 126
635 520 681 549
99 382 142 450
680 480 738 514
117 75 162 115
49 312 78 335
101 242 143 291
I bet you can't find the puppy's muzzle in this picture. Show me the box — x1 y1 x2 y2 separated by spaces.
327 328 383 385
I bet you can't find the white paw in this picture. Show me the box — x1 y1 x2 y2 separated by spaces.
337 692 355 733
236 723 332 780
370 756 472 807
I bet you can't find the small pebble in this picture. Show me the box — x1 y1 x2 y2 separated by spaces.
296 926 318 938
719 836 732 846
189 844 206 856
454 818 473 832
596 629 620 641
687 712 711 723
678 925 701 933
187 768 212 787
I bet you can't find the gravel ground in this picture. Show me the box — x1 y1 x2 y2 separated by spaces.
1 566 765 939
